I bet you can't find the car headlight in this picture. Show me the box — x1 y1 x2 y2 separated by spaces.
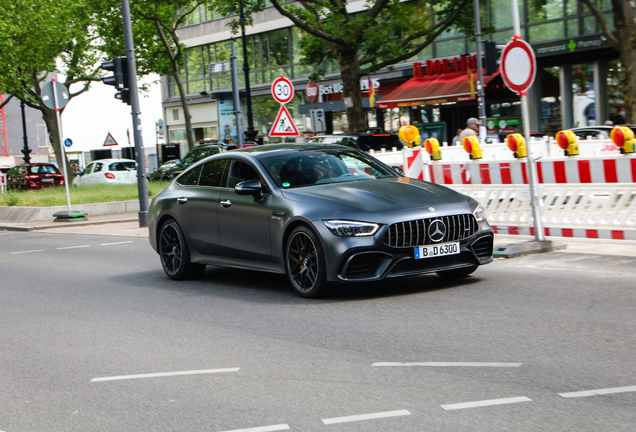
473 203 487 221
323 220 380 237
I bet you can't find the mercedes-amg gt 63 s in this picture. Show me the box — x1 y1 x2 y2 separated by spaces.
149 144 493 298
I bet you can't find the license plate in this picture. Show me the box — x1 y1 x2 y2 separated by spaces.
41 178 54 182
415 241 460 259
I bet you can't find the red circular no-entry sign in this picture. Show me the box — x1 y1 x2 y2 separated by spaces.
500 39 536 95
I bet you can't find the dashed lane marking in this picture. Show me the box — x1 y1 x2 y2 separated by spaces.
373 362 522 367
559 385 636 398
217 425 290 432
441 396 531 411
322 409 411 425
101 241 134 246
56 245 90 250
10 249 45 254
91 367 240 382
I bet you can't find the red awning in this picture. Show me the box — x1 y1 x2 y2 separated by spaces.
377 72 500 109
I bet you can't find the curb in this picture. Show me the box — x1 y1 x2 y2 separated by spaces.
0 217 138 232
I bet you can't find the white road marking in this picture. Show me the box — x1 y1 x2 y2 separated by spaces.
91 367 240 382
441 396 531 410
57 245 90 250
11 249 45 254
559 385 636 398
0 232 13 235
101 241 134 246
373 362 522 367
217 425 290 432
322 409 411 425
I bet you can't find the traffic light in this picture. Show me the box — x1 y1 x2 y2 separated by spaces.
101 56 131 105
484 41 498 76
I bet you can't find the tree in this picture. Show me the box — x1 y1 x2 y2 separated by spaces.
211 0 470 133
579 0 636 123
96 0 209 152
0 0 103 181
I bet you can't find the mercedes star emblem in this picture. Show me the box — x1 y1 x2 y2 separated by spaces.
429 207 435 211
428 219 446 243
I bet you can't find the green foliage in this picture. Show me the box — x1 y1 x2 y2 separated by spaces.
3 189 21 207
0 182 170 207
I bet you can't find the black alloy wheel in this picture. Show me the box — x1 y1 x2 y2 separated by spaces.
159 219 206 280
285 226 328 298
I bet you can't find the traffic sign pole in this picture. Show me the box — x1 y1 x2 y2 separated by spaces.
51 79 72 212
511 0 544 242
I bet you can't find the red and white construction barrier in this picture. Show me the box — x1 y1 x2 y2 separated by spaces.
403 147 424 180
426 157 636 185
0 173 6 194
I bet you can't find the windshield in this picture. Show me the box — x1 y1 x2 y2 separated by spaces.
257 149 397 189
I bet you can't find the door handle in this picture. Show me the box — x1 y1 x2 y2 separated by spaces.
220 200 232 207
177 197 188 204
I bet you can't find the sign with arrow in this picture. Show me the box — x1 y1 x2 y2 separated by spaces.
269 105 299 137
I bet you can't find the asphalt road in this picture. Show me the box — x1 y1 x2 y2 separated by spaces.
1 231 635 432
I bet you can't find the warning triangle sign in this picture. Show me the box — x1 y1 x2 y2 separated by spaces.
103 132 119 147
269 105 300 137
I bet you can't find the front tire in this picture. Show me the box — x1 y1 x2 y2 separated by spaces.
436 264 478 279
159 219 206 280
285 226 328 298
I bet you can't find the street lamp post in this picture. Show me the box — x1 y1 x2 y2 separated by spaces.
239 0 257 142
20 99 31 163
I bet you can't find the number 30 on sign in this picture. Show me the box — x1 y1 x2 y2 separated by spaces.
271 75 294 104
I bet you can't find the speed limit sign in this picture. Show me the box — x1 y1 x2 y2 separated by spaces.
271 75 294 104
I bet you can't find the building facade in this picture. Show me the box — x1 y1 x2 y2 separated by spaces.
160 0 620 158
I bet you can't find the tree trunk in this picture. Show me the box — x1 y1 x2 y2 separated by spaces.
172 61 195 151
41 106 74 185
337 49 367 133
612 0 636 123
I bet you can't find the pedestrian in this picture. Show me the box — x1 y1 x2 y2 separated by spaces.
451 128 462 146
459 117 481 142
613 107 625 125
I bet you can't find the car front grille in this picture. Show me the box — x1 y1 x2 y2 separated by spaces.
383 214 478 248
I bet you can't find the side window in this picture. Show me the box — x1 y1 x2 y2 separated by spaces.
93 163 103 173
225 160 261 188
198 159 227 187
177 165 203 186
84 163 94 174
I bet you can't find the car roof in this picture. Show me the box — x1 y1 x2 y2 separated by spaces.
88 158 136 163
227 143 356 155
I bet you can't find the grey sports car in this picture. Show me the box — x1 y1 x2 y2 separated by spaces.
149 144 493 298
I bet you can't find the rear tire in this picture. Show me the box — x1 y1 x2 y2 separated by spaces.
159 219 206 280
285 226 328 298
436 264 478 279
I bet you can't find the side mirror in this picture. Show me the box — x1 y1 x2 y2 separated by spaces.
235 179 263 198
391 165 405 176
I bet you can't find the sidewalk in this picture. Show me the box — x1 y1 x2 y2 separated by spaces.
1 212 635 256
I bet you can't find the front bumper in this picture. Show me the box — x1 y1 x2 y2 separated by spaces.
314 221 494 282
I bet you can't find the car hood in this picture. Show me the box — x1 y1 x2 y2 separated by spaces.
281 177 469 216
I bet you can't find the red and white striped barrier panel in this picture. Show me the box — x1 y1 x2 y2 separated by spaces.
0 173 6 194
403 147 424 180
491 225 634 241
426 156 636 186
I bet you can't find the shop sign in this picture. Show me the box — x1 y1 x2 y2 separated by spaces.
412 55 478 78
306 81 319 103
533 34 612 58
486 118 521 133
318 79 379 96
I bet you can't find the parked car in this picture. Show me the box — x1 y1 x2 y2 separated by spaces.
148 144 224 181
6 163 65 190
74 158 137 186
306 133 403 152
148 144 493 298
567 125 636 140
